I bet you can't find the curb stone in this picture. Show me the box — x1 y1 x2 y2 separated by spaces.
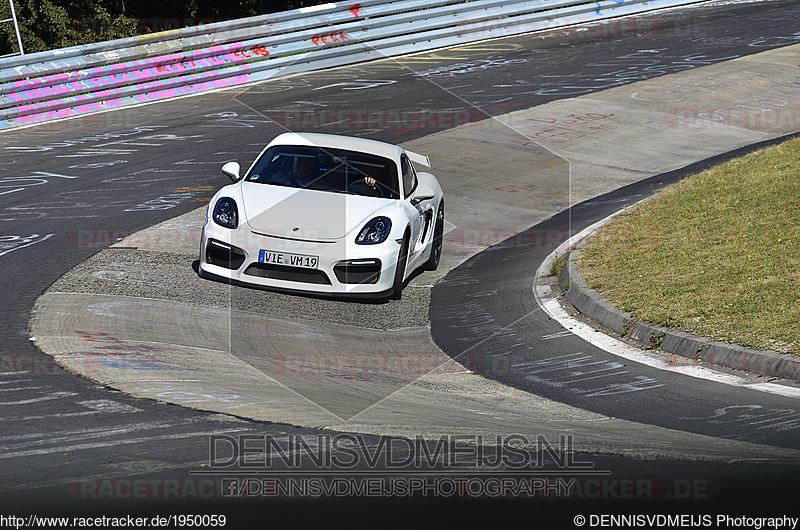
558 247 800 383
559 249 633 335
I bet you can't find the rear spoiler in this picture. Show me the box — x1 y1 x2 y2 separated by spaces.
406 150 431 169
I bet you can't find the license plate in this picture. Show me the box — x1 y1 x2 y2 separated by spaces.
259 250 319 269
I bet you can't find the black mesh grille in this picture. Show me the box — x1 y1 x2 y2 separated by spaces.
206 240 246 270
333 260 382 284
244 263 331 285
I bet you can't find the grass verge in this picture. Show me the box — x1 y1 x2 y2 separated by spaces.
577 138 800 355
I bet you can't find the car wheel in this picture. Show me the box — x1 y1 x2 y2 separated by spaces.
424 200 444 271
389 236 408 300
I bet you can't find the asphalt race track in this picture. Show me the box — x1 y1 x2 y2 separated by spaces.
2 0 800 524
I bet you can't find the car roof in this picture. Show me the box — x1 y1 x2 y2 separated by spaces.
267 132 405 162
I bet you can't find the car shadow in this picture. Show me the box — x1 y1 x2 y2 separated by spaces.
191 259 418 305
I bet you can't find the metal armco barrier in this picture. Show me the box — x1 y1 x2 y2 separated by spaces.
0 0 705 130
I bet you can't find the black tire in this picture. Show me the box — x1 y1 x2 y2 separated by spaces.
389 236 408 300
423 201 444 271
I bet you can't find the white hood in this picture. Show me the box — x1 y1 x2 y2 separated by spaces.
240 182 386 241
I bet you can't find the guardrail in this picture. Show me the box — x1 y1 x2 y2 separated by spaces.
0 0 705 130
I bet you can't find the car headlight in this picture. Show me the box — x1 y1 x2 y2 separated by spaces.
213 197 239 229
356 216 391 245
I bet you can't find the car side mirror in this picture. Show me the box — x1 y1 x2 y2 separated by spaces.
410 184 435 205
221 161 241 182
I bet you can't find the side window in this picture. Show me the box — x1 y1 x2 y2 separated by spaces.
401 155 417 199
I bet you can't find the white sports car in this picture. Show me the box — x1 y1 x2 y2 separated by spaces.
198 132 444 299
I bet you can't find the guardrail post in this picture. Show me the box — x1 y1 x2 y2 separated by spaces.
1 0 24 58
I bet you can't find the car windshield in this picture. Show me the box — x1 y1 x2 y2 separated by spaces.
244 145 400 200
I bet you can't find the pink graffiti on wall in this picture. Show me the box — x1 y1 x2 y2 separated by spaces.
4 43 268 107
11 71 251 125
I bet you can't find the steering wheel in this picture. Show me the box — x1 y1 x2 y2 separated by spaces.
347 180 382 197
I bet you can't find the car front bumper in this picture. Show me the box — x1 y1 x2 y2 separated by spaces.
198 223 402 298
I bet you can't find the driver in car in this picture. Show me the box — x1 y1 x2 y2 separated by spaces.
271 156 324 189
